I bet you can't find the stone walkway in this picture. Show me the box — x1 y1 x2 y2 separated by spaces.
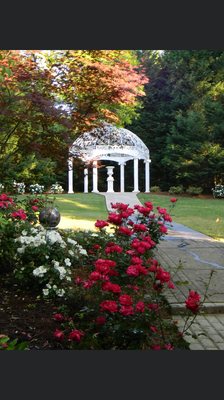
100 192 224 350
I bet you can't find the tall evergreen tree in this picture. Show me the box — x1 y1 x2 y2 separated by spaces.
127 50 224 192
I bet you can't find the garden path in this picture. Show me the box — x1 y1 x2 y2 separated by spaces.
101 192 224 350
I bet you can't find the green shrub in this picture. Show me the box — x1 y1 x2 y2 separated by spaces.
186 186 203 195
0 335 28 350
169 185 184 195
150 186 161 193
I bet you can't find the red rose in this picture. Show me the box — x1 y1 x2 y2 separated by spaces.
144 201 153 210
95 220 109 229
157 206 167 215
68 329 84 342
155 267 171 283
118 226 133 236
120 305 134 316
111 202 129 211
82 280 94 289
31 205 39 212
135 205 152 216
53 313 64 322
148 303 159 311
100 300 118 313
93 244 101 250
102 282 121 293
131 256 142 265
95 259 116 269
119 294 133 306
150 325 158 333
107 212 123 225
168 281 175 289
126 265 140 277
185 290 201 313
163 213 172 222
133 223 147 232
120 208 134 218
89 271 102 281
135 301 145 313
75 277 83 285
105 244 123 254
0 194 9 201
53 329 65 341
96 316 106 325
11 209 27 220
164 343 174 350
159 224 168 234
170 198 177 203
151 345 161 350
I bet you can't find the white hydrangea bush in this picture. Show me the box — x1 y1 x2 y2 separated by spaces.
13 181 26 194
14 226 88 298
50 182 64 194
29 183 45 194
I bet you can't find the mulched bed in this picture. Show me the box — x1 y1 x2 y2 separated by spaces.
0 273 58 350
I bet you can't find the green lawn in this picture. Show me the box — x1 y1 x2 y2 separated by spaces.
19 192 224 238
138 193 224 240
49 193 108 221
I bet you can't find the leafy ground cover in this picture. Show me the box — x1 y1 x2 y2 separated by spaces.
138 193 224 240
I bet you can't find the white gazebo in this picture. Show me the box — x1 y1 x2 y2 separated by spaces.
67 122 151 193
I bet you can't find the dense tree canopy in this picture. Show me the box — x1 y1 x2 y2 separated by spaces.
0 50 147 188
127 50 224 192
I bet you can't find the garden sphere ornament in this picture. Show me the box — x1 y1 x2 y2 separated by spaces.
39 207 61 229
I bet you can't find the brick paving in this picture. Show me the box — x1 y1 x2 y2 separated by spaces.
101 192 224 350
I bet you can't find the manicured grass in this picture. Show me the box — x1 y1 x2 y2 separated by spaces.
138 193 224 240
49 193 108 221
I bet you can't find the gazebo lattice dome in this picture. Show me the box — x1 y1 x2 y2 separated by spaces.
69 122 149 163
67 123 151 194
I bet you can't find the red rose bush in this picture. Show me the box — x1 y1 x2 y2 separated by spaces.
51 199 201 350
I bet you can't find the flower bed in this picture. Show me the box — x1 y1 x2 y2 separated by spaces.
0 193 201 350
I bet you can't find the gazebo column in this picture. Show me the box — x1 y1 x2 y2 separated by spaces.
68 157 74 194
119 162 126 193
92 160 99 193
84 168 88 193
144 159 151 193
132 158 139 193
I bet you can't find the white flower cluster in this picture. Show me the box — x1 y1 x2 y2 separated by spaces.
52 259 71 280
46 230 66 247
33 265 48 277
29 183 45 194
15 226 47 253
0 183 4 193
67 237 87 256
14 226 88 298
42 283 65 297
50 182 64 194
13 181 26 194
